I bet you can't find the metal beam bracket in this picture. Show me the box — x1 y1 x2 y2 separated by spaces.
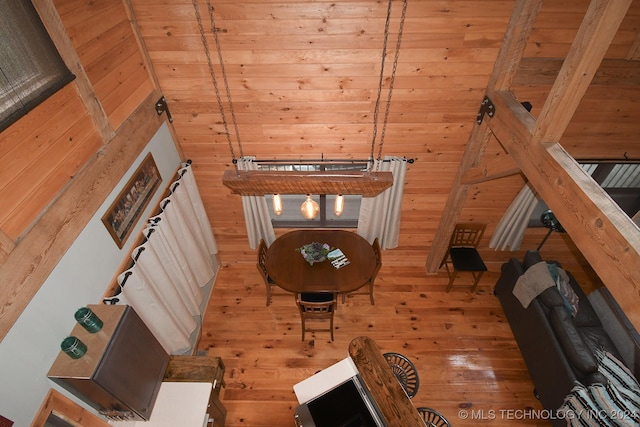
155 96 173 123
476 96 495 124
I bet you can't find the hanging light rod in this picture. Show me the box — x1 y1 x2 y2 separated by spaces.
222 170 393 197
231 157 415 165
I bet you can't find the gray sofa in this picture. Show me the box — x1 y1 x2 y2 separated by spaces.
494 250 640 425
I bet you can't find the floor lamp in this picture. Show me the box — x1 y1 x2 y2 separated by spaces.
537 209 565 251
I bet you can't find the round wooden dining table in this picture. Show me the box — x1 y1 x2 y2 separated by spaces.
264 229 377 295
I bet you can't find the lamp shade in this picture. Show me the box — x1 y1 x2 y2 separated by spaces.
301 195 319 219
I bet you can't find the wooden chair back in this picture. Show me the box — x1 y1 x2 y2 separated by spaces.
296 293 336 341
256 238 269 281
371 237 382 279
297 297 335 318
449 223 486 248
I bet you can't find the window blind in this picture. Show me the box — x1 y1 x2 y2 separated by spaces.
0 0 75 132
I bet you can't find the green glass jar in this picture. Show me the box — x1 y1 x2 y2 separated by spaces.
74 307 103 333
61 336 87 359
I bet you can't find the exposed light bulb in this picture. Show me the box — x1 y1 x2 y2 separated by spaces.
300 194 319 219
272 194 283 216
334 194 344 216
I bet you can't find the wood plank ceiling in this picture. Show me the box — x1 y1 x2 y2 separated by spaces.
127 0 640 325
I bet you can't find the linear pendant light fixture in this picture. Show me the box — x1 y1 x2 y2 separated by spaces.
271 193 347 219
196 0 406 204
222 169 393 197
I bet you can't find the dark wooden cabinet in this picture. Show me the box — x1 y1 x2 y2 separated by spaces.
47 305 170 421
163 355 227 426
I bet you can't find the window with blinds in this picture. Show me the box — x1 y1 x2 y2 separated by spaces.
0 0 75 132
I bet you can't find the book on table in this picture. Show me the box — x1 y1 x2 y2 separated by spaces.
328 249 350 269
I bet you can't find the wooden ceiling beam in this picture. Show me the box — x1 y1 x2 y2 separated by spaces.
425 0 543 273
515 58 640 86
534 0 633 143
461 154 521 185
222 170 393 196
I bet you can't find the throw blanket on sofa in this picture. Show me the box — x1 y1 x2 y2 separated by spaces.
560 351 640 426
513 261 570 308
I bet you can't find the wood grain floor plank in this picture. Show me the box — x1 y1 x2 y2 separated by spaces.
200 251 550 427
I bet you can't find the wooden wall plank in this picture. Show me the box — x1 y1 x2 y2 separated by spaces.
56 0 155 130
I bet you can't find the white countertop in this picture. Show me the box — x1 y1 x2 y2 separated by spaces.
109 381 212 427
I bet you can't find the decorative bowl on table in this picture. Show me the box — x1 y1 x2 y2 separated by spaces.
297 242 332 265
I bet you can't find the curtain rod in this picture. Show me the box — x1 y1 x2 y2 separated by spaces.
233 157 415 164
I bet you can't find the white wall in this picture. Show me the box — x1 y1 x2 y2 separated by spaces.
0 123 181 427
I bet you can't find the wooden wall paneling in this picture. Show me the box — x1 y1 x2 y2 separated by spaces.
83 33 140 86
74 20 135 65
0 116 102 239
123 0 185 160
54 0 155 130
35 0 114 142
98 56 155 127
0 95 164 342
626 32 640 59
0 87 92 239
0 83 77 171
61 2 126 46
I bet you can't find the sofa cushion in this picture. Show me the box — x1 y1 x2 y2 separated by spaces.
579 327 621 360
540 286 601 327
550 305 599 375
523 250 543 270
589 287 640 381
539 287 566 309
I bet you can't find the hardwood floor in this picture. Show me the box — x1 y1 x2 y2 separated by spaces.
199 248 551 426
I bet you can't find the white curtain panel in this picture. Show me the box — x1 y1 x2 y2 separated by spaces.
117 252 197 355
236 156 276 249
174 163 218 256
489 182 539 251
113 162 218 354
357 156 407 249
144 218 204 316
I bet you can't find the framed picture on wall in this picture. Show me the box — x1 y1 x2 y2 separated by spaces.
102 153 161 248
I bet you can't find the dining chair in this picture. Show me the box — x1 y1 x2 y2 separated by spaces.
342 237 381 305
441 222 487 293
417 407 451 427
257 239 279 306
383 352 420 398
296 292 337 341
